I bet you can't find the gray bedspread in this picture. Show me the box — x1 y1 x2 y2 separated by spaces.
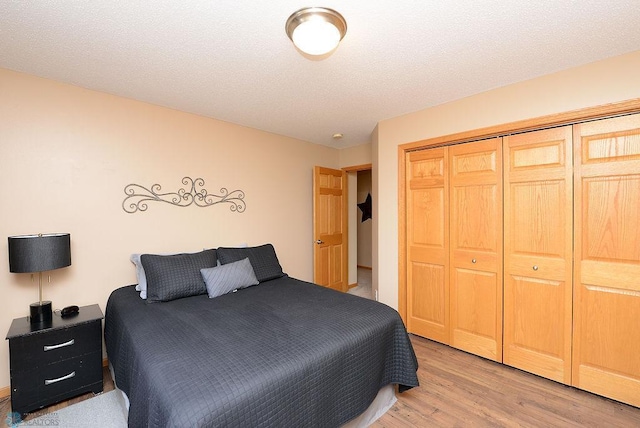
104 276 418 427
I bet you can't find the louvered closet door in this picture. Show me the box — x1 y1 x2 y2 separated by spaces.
503 127 573 383
573 114 640 407
406 147 450 343
449 138 502 361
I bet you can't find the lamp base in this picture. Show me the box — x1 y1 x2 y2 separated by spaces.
30 301 52 325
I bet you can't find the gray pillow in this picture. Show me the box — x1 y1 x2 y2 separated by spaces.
217 244 284 283
141 249 217 302
131 245 244 299
131 252 179 299
200 257 259 299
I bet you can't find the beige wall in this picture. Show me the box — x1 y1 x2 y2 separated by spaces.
339 142 372 167
0 69 340 390
371 125 380 302
347 172 358 285
375 50 640 309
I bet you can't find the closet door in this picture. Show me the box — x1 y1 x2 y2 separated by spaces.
573 114 640 407
449 138 502 361
406 148 450 343
503 127 573 383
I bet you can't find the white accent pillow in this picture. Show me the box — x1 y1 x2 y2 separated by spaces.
200 257 259 299
131 253 148 299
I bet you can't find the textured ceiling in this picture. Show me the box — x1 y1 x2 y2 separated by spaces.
1 1 640 149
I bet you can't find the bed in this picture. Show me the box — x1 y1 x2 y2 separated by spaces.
104 244 419 427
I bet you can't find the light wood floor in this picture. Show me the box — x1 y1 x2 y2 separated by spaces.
375 335 640 427
2 335 639 426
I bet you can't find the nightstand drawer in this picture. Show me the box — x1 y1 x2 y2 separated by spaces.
10 351 103 412
9 321 101 371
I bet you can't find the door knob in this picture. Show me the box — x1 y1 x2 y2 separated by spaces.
316 240 324 244
533 265 539 271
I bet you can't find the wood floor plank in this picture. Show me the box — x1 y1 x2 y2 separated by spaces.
375 335 640 427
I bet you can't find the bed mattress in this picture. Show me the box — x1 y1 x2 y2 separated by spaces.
104 276 418 427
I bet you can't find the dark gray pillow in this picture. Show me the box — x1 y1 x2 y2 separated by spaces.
200 257 259 299
141 249 217 302
217 244 284 283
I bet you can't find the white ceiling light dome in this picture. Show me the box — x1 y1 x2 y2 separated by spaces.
285 7 347 56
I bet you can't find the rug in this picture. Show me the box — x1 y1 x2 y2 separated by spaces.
12 391 127 428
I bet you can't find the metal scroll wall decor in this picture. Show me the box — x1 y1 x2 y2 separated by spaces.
122 177 246 214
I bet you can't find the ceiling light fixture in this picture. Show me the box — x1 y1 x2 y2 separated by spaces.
285 7 347 56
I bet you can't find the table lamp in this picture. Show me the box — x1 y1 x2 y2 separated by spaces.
8 233 71 324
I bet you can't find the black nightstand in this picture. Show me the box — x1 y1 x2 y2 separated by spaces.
5 304 104 419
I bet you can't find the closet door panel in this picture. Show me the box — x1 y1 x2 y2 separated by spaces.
450 268 499 358
574 113 640 407
406 148 450 343
449 138 502 361
503 127 573 384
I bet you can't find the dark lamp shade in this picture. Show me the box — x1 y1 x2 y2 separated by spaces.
8 233 71 273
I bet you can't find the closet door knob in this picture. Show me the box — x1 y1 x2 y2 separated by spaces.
471 259 477 264
533 265 539 271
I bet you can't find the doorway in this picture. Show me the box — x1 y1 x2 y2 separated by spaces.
344 165 373 300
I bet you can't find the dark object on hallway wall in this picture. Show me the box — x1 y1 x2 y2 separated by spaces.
358 193 372 222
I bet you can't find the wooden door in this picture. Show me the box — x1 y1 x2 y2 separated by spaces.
573 114 640 407
405 148 450 343
313 166 348 292
449 138 503 361
503 127 573 383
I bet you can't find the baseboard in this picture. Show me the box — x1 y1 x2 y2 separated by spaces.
357 265 372 270
347 282 358 289
0 385 10 399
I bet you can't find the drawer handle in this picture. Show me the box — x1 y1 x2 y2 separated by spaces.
44 339 74 351
471 259 477 264
44 371 75 385
533 265 539 271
